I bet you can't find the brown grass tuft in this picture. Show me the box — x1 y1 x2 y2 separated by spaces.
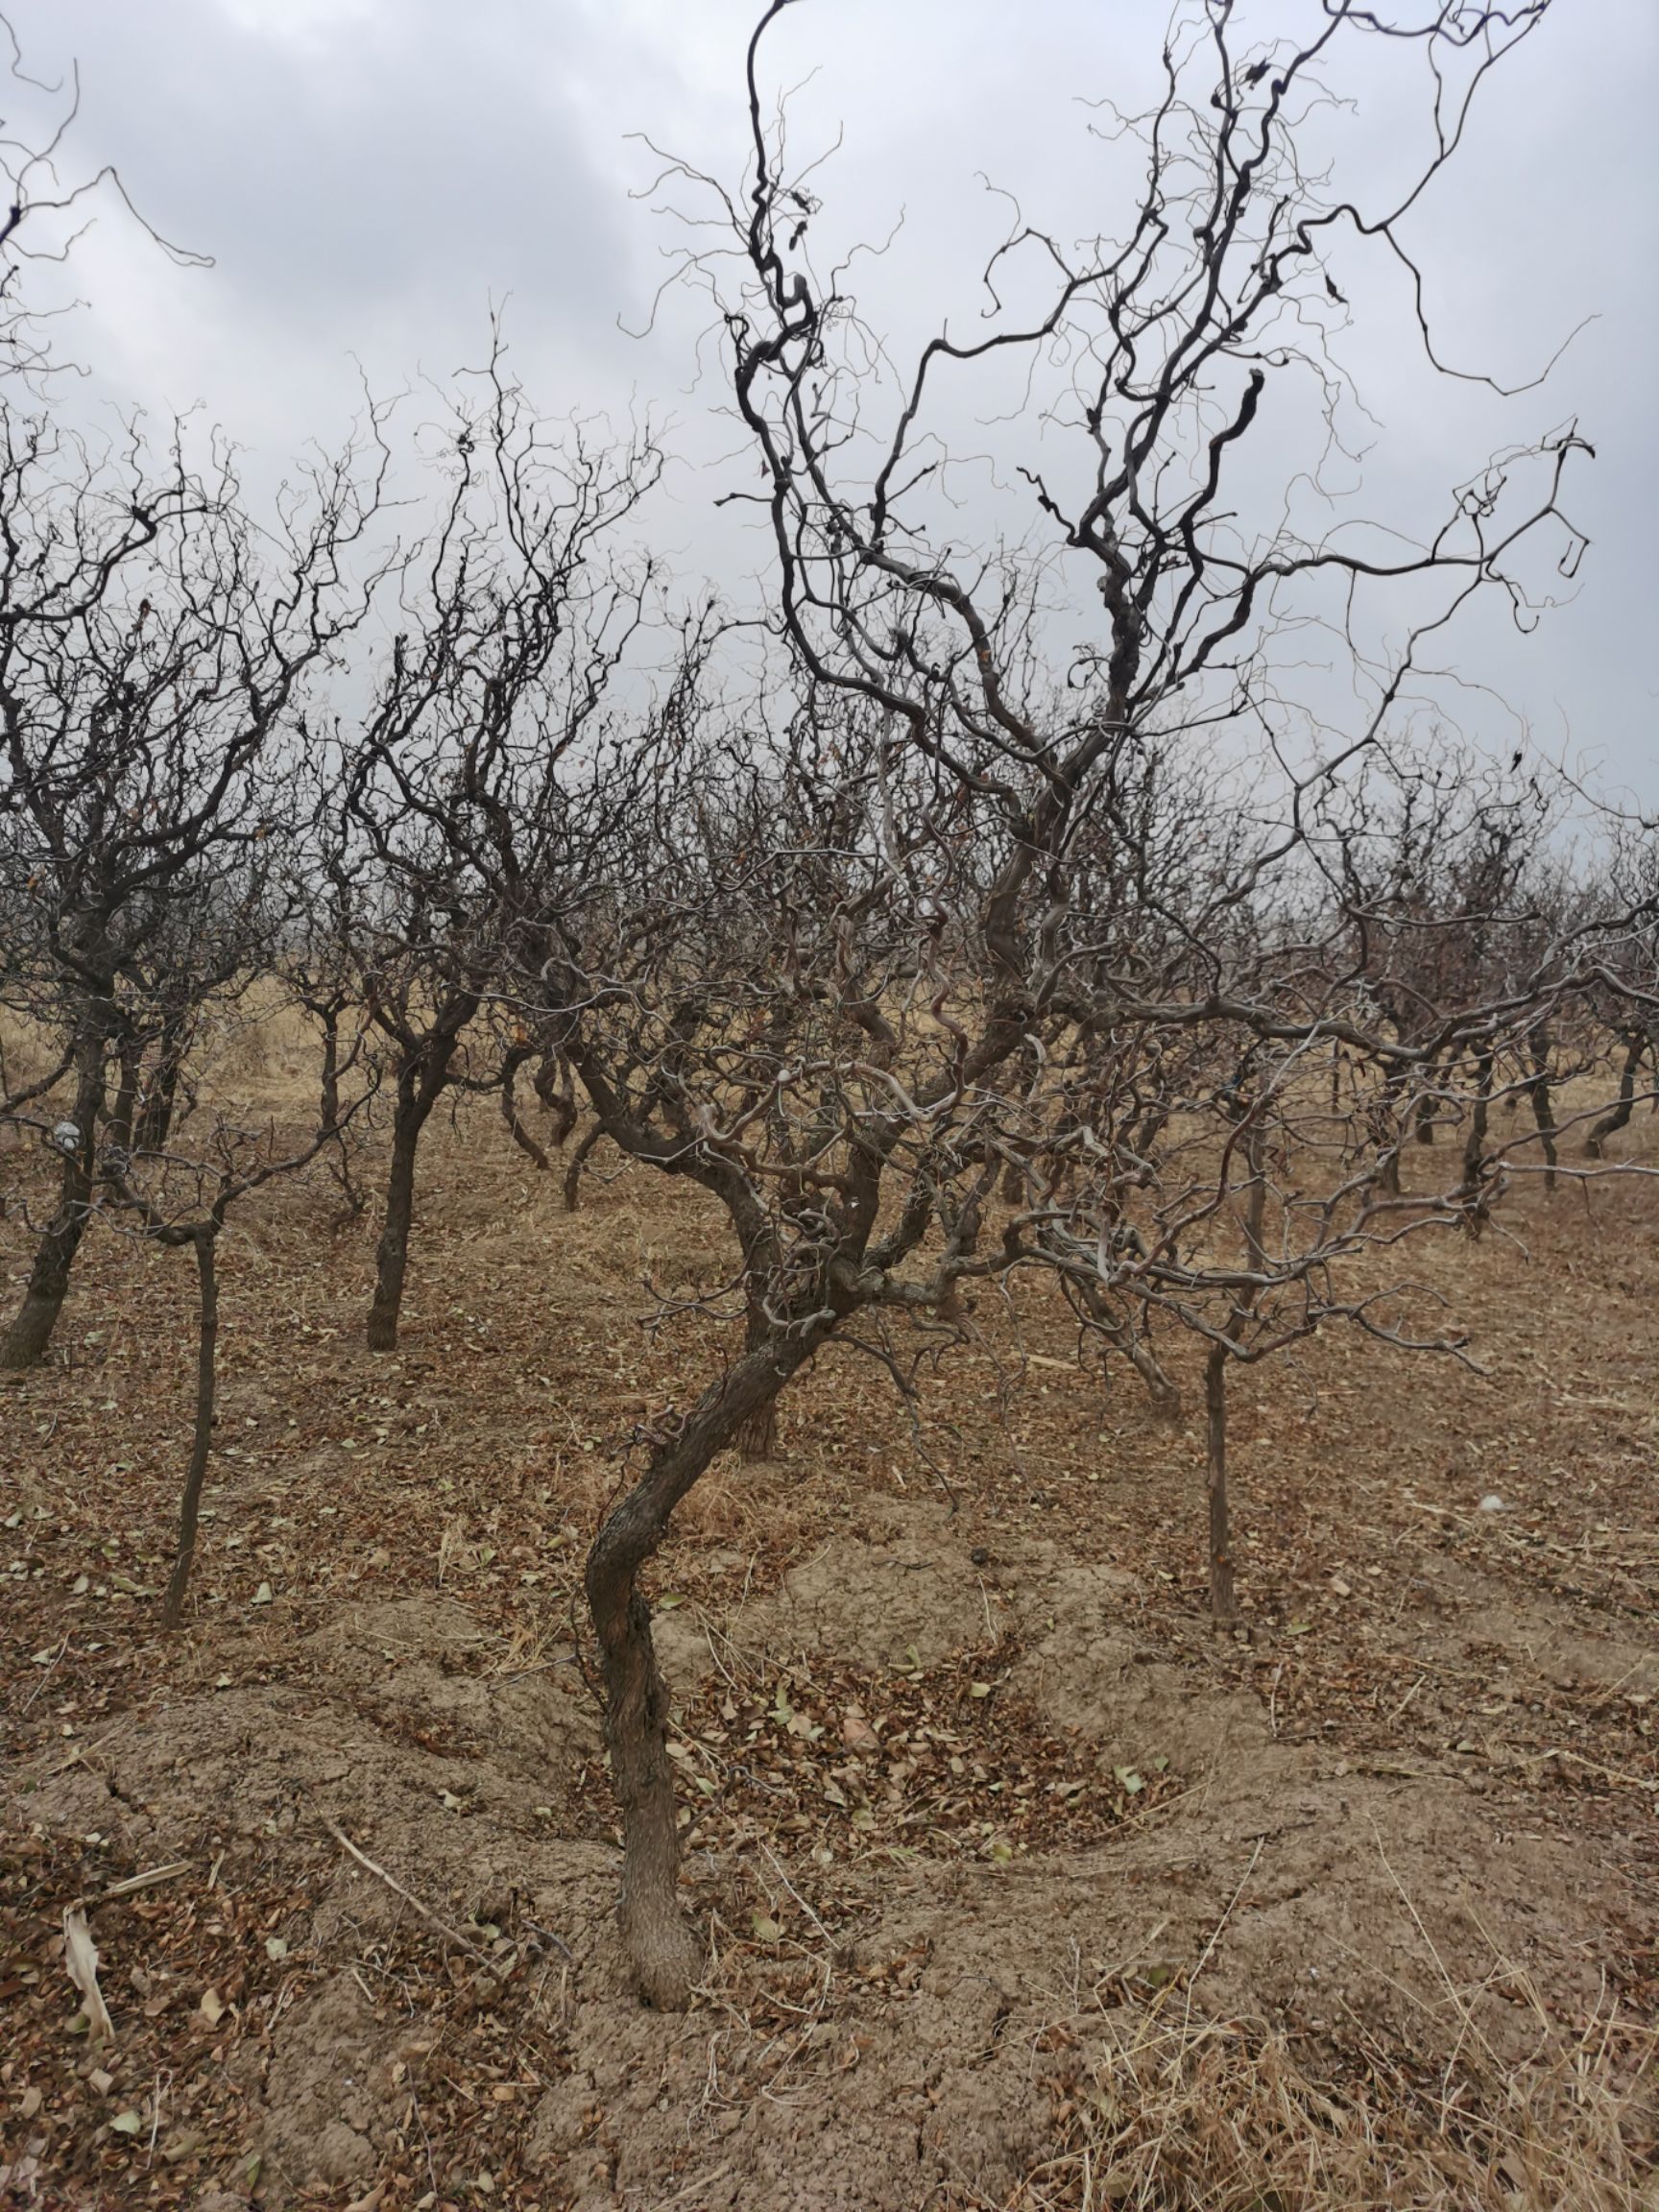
1007 1997 1655 2212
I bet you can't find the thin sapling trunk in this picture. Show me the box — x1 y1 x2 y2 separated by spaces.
1526 1029 1558 1193
1204 1343 1236 1629
162 1224 219 1629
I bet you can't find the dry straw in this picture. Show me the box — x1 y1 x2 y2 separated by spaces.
1001 1993 1655 2212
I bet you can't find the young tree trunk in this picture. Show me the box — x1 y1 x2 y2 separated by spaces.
162 1225 219 1629
1456 1046 1497 1225
136 1016 192 1152
1584 1032 1645 1160
108 1036 142 1154
587 1327 825 2006
367 1086 428 1351
501 1052 551 1173
318 1004 342 1135
1 1022 108 1371
563 1118 605 1214
1204 1343 1236 1628
1526 1028 1558 1193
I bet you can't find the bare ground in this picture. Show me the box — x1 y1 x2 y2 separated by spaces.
2 1094 1655 2210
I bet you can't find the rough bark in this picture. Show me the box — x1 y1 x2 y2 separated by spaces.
318 1004 343 1135
733 1296 781 1460
162 1225 219 1629
501 1052 551 1173
1130 1340 1182 1419
563 1119 605 1214
1 1022 108 1371
1203 1111 1264 1626
1584 1032 1645 1159
586 1327 825 2006
367 1091 425 1351
365 1017 469 1350
533 1051 578 1146
732 1398 778 1461
136 1017 192 1153
1204 1343 1236 1628
1526 1029 1558 1193
108 1038 141 1155
1456 1046 1497 1226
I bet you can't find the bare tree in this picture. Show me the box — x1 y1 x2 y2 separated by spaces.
92 1059 368 1628
340 362 661 1351
0 10 208 389
0 413 386 1368
1581 825 1659 1156
555 0 1594 2004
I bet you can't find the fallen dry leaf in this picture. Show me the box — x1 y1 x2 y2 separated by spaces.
61 1907 113 2046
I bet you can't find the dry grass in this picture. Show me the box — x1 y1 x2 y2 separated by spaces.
1009 1997 1654 2212
2 1006 1656 2209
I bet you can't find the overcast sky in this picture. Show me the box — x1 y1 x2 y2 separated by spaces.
8 0 1656 800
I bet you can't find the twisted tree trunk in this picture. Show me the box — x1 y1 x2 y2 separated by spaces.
1204 1344 1236 1629
587 1325 827 2006
136 1013 193 1152
1526 1027 1558 1193
563 1119 605 1213
733 1292 781 1460
1585 1032 1646 1160
366 1028 464 1351
367 1089 427 1351
2 1015 110 1371
1204 1111 1266 1628
500 1050 552 1173
162 1224 219 1629
1455 1046 1498 1230
318 1002 344 1135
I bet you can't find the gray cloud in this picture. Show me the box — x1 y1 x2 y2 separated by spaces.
7 0 1655 797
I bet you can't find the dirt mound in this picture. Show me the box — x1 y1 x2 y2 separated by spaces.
10 1595 621 2202
28 1594 601 1870
303 1592 601 1785
1009 1559 1273 1777
514 1792 1650 2212
743 1501 1007 1670
7 1553 1652 2210
525 1949 1051 2212
4 1125 1655 2209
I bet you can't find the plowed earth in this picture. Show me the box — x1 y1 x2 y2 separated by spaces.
2 1072 1655 2210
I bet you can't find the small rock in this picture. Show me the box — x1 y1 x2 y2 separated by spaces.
1479 1495 1505 1513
